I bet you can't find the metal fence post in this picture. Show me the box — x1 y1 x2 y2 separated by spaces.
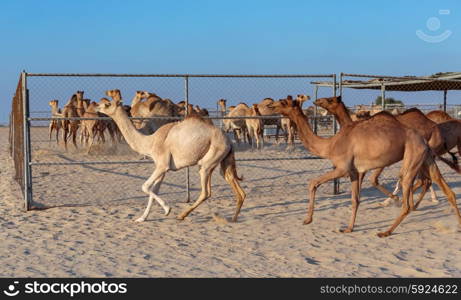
184 76 191 203
381 83 386 111
313 85 318 134
332 74 340 195
22 71 32 210
443 90 447 112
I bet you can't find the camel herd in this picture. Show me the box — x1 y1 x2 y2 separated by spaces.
47 89 461 237
48 90 210 152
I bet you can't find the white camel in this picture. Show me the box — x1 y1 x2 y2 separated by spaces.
97 90 246 222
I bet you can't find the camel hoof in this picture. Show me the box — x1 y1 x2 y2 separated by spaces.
303 218 312 225
377 231 390 238
339 228 353 233
431 199 439 204
164 207 171 216
134 217 145 223
176 214 186 221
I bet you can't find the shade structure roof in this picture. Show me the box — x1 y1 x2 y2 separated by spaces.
312 72 461 91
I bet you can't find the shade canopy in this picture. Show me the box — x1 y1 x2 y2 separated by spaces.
312 72 461 91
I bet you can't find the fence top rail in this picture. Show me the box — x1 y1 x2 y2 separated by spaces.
25 73 335 78
341 72 461 81
28 115 307 121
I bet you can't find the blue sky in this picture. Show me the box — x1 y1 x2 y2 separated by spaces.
1 0 460 122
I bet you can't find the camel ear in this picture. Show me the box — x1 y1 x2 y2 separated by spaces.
337 95 342 102
287 95 293 100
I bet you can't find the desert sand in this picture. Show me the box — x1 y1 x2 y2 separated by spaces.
1 126 461 277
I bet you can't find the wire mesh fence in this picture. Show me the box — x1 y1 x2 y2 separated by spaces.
9 74 25 198
20 73 340 210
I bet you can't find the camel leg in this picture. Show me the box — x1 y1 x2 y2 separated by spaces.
86 131 96 154
429 185 438 203
340 171 361 233
62 124 69 150
378 150 426 237
369 168 399 206
426 159 461 225
260 128 264 149
135 168 169 222
49 124 53 142
358 172 366 191
377 176 413 238
304 167 347 225
177 167 211 220
56 126 60 144
413 179 430 210
71 125 78 149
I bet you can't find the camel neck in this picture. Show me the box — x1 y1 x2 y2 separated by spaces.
335 102 353 127
50 105 60 116
112 107 152 156
286 108 330 158
131 95 142 107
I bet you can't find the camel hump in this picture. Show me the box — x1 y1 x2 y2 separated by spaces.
369 110 397 120
184 113 209 124
400 107 424 116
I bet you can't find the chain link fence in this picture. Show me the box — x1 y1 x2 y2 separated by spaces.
9 74 26 207
12 73 341 211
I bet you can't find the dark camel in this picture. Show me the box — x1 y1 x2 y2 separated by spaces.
268 96 461 237
314 96 459 207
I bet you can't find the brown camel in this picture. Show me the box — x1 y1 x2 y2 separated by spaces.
76 90 117 146
255 98 282 142
98 90 246 222
246 104 264 149
61 94 80 150
280 95 310 147
268 96 461 237
314 96 459 207
223 102 251 145
426 110 461 162
48 100 62 144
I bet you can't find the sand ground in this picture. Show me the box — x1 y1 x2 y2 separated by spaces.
1 126 461 277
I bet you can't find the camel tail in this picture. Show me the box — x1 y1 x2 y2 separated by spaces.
434 143 460 173
220 146 243 181
220 146 246 222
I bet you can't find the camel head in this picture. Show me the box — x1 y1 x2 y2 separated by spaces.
217 99 227 111
313 96 342 113
296 94 310 107
134 90 148 100
76 90 84 101
105 89 122 101
49 99 59 107
177 100 186 108
267 96 301 115
97 96 122 116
